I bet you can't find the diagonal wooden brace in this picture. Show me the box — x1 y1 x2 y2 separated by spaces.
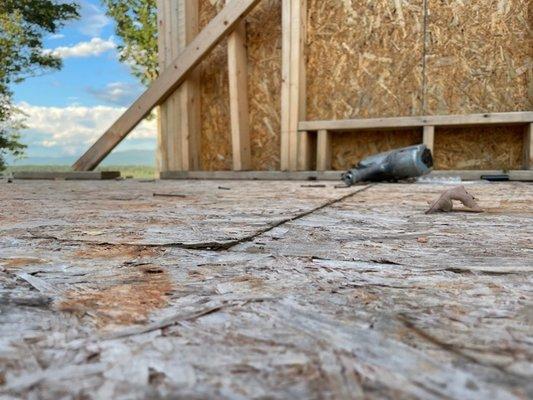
73 0 262 171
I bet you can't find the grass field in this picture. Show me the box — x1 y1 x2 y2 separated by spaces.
4 165 156 179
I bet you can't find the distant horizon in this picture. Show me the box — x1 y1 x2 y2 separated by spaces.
7 148 156 167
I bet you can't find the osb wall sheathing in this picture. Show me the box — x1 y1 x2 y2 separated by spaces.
197 0 530 171
247 0 282 170
425 0 531 170
199 0 231 171
199 0 282 171
307 0 426 169
434 126 524 170
306 0 425 120
425 0 531 114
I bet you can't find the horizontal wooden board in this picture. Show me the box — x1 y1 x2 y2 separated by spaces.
13 171 120 180
160 169 533 181
299 112 533 131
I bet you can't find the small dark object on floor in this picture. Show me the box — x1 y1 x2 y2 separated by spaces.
153 193 186 198
301 184 326 188
218 186 231 190
481 174 509 182
7 177 13 183
341 144 433 186
426 185 483 214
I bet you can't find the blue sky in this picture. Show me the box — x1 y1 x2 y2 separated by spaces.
12 0 156 161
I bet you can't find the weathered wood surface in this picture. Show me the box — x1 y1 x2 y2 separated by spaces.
0 180 531 399
12 171 120 180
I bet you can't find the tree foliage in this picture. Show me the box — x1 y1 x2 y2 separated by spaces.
0 0 79 170
102 0 158 86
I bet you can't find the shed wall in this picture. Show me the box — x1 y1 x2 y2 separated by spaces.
197 0 531 171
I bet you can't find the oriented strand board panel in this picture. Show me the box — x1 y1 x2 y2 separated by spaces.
247 0 282 170
433 126 524 170
199 0 232 171
307 0 425 171
199 0 282 171
306 0 425 121
330 130 422 170
425 0 532 114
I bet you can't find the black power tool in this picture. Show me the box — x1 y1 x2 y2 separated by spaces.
341 144 433 186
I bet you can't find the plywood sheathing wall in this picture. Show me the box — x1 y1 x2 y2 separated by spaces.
197 0 530 171
306 0 425 169
307 0 531 170
199 0 231 171
434 126 525 170
427 0 531 170
199 0 282 171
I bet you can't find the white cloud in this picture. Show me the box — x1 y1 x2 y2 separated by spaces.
87 82 143 106
77 1 112 37
17 102 156 156
45 37 116 59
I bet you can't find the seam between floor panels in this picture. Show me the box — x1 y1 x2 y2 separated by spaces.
23 184 376 252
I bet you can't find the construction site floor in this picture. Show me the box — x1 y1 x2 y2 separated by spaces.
1 180 531 399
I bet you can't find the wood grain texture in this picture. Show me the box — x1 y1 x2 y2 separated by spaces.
306 0 425 120
305 0 425 171
177 0 201 171
316 130 331 170
247 0 282 170
198 0 232 171
425 0 532 115
299 111 533 131
227 0 251 171
433 125 525 170
200 0 283 171
1 181 531 398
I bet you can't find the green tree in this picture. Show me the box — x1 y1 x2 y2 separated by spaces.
102 0 158 86
0 0 79 170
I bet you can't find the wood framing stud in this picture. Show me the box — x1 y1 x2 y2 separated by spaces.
525 123 532 169
156 0 169 173
316 130 331 171
280 0 291 170
281 0 308 171
227 7 251 171
73 0 261 171
423 125 435 154
177 0 201 171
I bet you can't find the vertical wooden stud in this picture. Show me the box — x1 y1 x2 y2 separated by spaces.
157 0 200 173
423 125 435 154
280 0 291 171
281 0 307 171
293 0 309 170
227 3 251 171
316 130 331 171
176 0 200 171
156 0 170 173
524 123 533 169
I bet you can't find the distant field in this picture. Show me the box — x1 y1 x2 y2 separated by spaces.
4 165 156 179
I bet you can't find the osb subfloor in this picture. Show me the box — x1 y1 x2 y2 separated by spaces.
0 180 531 399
